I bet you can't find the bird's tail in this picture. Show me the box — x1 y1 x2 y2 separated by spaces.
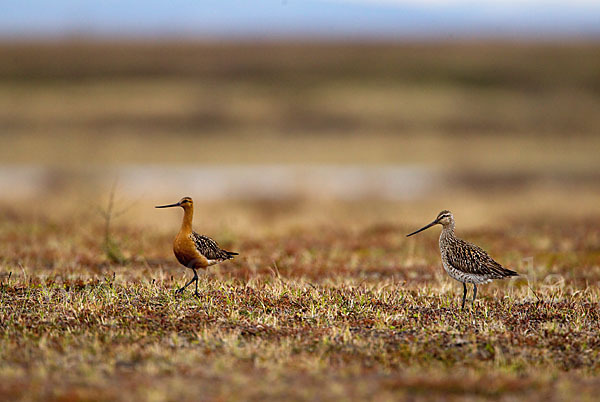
225 250 239 258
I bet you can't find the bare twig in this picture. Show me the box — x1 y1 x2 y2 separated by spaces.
97 180 129 264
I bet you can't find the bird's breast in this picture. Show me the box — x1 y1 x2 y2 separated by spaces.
173 234 209 269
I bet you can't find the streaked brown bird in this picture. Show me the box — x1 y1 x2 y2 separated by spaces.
156 196 238 297
406 210 518 309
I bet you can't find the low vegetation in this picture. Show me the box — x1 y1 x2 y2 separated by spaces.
1 200 599 401
1 40 598 400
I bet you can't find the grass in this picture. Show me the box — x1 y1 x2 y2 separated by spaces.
1 200 599 401
1 40 599 400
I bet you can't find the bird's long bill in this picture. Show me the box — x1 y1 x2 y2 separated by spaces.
406 220 438 237
155 202 181 209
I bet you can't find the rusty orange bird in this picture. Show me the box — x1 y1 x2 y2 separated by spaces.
155 196 238 297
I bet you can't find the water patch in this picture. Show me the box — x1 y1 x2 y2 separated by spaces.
0 164 434 201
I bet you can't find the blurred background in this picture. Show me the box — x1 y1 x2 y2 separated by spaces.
1 0 599 234
2 5 600 399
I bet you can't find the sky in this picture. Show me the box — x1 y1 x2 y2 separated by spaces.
1 0 599 39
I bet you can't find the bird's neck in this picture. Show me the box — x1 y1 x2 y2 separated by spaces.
440 222 455 238
180 206 194 234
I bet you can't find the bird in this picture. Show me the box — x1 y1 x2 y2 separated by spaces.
155 196 238 297
406 210 517 309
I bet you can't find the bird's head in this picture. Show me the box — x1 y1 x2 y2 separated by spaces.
155 196 194 210
406 210 454 237
435 210 454 226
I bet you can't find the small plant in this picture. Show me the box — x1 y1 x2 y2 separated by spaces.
98 182 128 264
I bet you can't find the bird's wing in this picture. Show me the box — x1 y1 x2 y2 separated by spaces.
191 232 237 261
446 238 517 278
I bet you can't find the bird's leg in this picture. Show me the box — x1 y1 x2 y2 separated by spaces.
472 284 478 308
461 282 467 310
176 269 198 295
193 269 201 298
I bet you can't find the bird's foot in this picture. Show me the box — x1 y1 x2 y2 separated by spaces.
175 287 185 295
193 291 201 299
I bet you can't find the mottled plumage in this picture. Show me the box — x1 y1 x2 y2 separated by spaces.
156 196 238 297
191 232 238 262
407 210 517 309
